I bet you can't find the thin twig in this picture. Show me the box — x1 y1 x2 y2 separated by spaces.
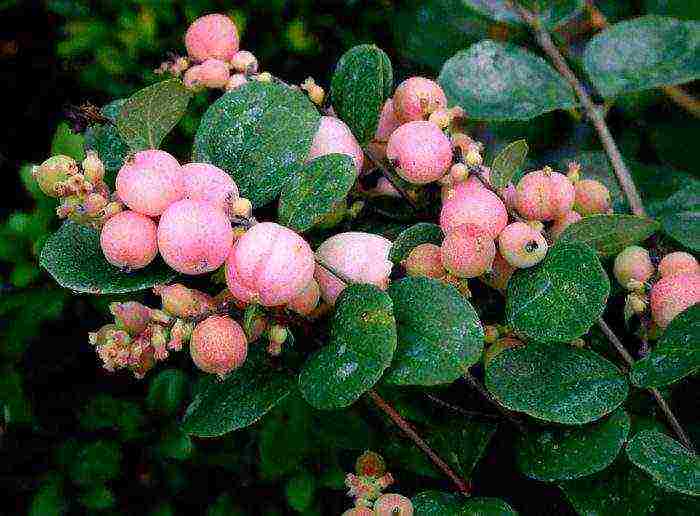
463 372 527 432
425 393 502 422
367 389 471 495
364 147 420 212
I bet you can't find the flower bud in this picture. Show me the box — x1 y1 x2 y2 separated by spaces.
230 50 258 73
355 451 386 477
153 284 216 318
82 151 105 185
110 301 152 336
33 155 79 198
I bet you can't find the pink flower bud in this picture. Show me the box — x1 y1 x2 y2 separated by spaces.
355 451 386 477
393 76 447 122
650 272 700 328
287 278 321 316
182 162 239 216
441 224 496 278
110 301 152 336
82 151 105 185
188 58 230 89
515 167 575 221
307 116 364 175
374 98 401 142
386 121 452 184
658 252 700 278
440 181 508 238
153 284 217 318
230 50 258 73
190 315 248 378
100 210 158 270
185 13 240 63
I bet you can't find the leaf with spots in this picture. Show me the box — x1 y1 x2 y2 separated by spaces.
490 139 528 190
389 223 444 264
660 211 700 252
485 342 629 425
506 241 610 342
385 278 484 385
40 221 177 294
556 214 659 257
298 284 397 410
412 491 517 515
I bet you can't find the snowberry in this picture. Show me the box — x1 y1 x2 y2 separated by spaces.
373 493 414 516
110 301 152 336
33 155 79 197
515 167 575 221
374 98 401 142
157 199 233 275
100 210 158 270
498 222 548 269
658 252 700 278
550 210 582 240
230 50 258 73
341 509 373 516
116 150 184 217
182 162 239 216
190 315 247 378
484 337 524 368
403 243 445 278
314 232 393 305
185 13 239 63
449 163 469 183
441 224 496 278
154 283 216 318
613 246 655 290
386 121 452 184
440 182 508 238
225 73 248 91
573 179 611 216
225 222 315 306
650 272 700 328
287 278 321 316
307 116 364 174
185 58 230 89
393 76 447 123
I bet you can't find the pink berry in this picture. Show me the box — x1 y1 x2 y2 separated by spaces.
314 232 392 305
185 13 239 63
498 222 548 269
393 76 447 123
386 121 452 184
374 98 401 142
116 150 184 217
574 179 611 216
186 58 230 89
341 509 373 516
658 252 700 278
153 284 216 318
225 222 315 306
287 278 321 316
550 210 582 240
441 224 496 278
157 200 233 275
182 162 239 216
613 246 655 290
650 273 700 328
190 315 247 378
440 182 508 238
374 493 414 516
100 210 158 270
515 168 575 221
403 243 445 278
307 116 364 174
225 73 248 91
230 50 258 73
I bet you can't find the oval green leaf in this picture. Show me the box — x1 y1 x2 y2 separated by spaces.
330 44 393 145
626 430 700 496
660 211 700 252
40 221 177 294
278 154 356 232
413 492 517 516
486 342 629 425
584 16 700 97
299 284 397 410
556 214 660 257
491 139 528 190
385 278 484 385
193 81 321 207
389 223 444 264
506 241 610 342
439 40 577 121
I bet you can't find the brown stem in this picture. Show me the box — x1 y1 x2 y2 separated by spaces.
463 371 527 432
364 147 420 212
367 389 471 494
425 393 502 422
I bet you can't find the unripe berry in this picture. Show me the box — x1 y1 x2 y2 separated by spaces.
403 243 445 278
613 246 655 290
515 167 575 221
373 493 414 516
658 252 700 278
230 197 253 218
157 200 233 275
314 232 392 305
441 224 496 278
225 73 248 91
498 222 548 269
307 116 364 174
190 315 247 378
230 50 258 73
110 301 152 336
82 151 105 185
190 58 230 89
185 13 239 63
182 162 239 216
386 121 452 184
484 337 524 368
287 278 321 316
573 179 611 216
33 155 79 197
550 210 582 240
100 210 158 270
225 222 315 306
440 182 508 238
154 284 216 318
116 150 184 217
374 98 401 142
650 272 700 328
393 76 447 122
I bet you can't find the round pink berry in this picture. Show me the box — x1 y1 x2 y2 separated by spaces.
190 315 247 378
314 232 393 305
184 58 230 89
386 121 452 184
393 76 447 123
440 182 508 238
441 224 496 278
157 199 233 275
374 493 414 516
650 272 700 328
307 116 364 174
287 278 321 316
403 243 445 278
498 222 548 269
613 245 655 290
185 13 239 63
658 252 700 278
574 179 611 216
116 150 184 217
374 98 401 142
515 168 575 221
225 222 315 307
550 210 582 240
182 162 239 216
100 210 158 270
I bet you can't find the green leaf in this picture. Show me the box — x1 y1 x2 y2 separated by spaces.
389 223 444 264
556 214 660 257
486 342 628 425
51 122 85 161
30 474 66 516
626 430 700 496
278 154 356 232
330 44 393 145
491 139 528 190
285 473 316 512
78 484 115 511
584 16 700 97
182 348 295 437
462 498 518 515
147 369 189 416
660 211 700 252
385 278 484 385
116 79 192 151
631 305 700 388
69 440 122 486
412 491 517 515
79 394 145 441
517 409 630 481
40 221 177 294
193 81 320 207
439 40 577 121
84 99 130 178
299 284 397 410
159 426 194 460
462 0 584 29
506 242 610 342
